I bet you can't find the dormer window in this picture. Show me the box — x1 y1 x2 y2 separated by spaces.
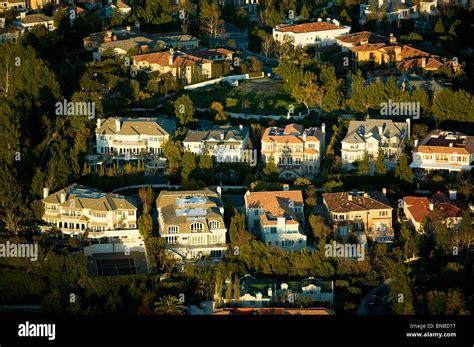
209 220 220 229
191 222 204 232
168 225 179 234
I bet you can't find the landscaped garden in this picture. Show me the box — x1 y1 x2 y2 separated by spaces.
187 78 305 115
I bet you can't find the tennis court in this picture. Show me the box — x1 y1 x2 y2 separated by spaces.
96 257 137 276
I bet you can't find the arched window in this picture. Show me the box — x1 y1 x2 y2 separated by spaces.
191 222 204 232
209 220 220 229
168 225 179 234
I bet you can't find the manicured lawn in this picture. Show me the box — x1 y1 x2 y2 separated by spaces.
187 78 305 115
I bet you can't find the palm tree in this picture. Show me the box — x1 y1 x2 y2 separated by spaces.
154 295 185 315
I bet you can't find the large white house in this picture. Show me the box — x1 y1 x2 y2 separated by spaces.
156 189 227 261
183 125 250 162
244 190 306 251
273 19 350 48
95 117 176 156
41 184 143 255
341 118 410 167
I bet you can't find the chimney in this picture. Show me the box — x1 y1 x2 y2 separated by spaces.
115 118 121 132
126 25 131 31
246 190 250 196
216 186 222 196
414 139 419 147
239 124 243 131
220 133 224 140
60 193 66 204
282 183 289 191
348 194 353 201
363 192 368 198
429 202 434 211
43 187 49 199
389 33 396 44
406 118 411 139
96 118 102 128
449 143 453 147
382 188 387 196
302 132 307 141
321 123 326 134
168 49 174 65
20 12 26 19
378 125 383 135
448 189 457 200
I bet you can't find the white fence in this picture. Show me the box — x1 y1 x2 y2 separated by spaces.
184 74 250 90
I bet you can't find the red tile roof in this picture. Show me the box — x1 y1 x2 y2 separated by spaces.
276 22 343 33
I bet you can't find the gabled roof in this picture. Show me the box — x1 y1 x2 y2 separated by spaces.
184 125 248 143
342 119 408 144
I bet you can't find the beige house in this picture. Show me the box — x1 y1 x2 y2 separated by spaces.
261 124 325 179
322 190 393 242
410 130 474 172
41 184 142 255
95 117 176 156
244 190 306 251
132 49 213 84
156 188 227 261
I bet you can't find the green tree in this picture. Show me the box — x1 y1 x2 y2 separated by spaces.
427 291 446 315
181 150 196 182
162 139 184 177
263 155 279 181
229 209 254 245
375 149 386 175
358 151 370 176
434 18 445 35
174 94 196 125
395 153 413 183
390 262 415 314
154 296 184 315
308 214 332 242
211 101 227 122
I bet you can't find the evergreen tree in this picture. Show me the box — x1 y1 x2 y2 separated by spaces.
181 150 196 182
434 18 445 35
375 149 386 175
174 94 196 125
395 153 413 183
358 151 370 176
390 261 415 314
263 155 279 181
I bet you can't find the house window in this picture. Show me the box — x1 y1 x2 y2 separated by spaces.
209 220 220 229
190 222 204 232
168 225 179 233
